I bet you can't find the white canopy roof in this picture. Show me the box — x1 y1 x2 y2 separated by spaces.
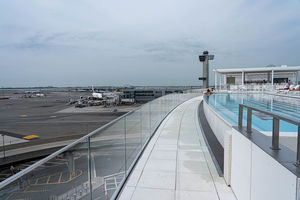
213 65 300 74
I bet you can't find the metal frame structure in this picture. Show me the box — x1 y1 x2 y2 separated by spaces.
238 104 300 166
214 66 300 88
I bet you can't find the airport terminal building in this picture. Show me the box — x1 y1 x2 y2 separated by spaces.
121 88 184 102
213 65 300 86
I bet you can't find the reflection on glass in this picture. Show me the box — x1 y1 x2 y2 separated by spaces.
0 139 89 200
0 93 200 200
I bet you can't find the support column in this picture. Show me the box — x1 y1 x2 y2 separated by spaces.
272 70 274 85
219 74 222 90
215 71 217 90
242 71 244 86
203 59 209 88
66 152 75 173
271 96 273 111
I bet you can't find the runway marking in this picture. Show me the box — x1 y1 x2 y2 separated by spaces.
31 170 83 186
19 115 27 117
4 184 44 200
23 135 39 140
50 115 56 118
5 192 14 200
46 176 51 184
58 172 62 183
6 188 50 199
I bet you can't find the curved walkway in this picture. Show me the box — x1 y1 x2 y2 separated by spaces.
118 96 237 200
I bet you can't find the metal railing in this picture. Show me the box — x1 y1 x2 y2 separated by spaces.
238 104 300 166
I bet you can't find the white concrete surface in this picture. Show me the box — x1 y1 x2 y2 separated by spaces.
231 128 298 200
0 140 74 158
118 96 237 200
251 144 297 200
231 129 252 200
223 131 232 185
203 99 232 147
0 135 28 146
203 99 234 187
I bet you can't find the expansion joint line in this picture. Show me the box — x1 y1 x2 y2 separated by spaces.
137 103 178 173
174 100 193 197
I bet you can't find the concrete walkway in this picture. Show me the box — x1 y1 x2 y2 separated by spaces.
118 96 237 200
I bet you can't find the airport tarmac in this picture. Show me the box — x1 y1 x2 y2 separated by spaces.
0 89 142 183
0 89 139 141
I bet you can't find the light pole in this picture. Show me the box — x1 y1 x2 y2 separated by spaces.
199 51 214 89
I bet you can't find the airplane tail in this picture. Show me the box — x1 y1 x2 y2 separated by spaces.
92 85 95 93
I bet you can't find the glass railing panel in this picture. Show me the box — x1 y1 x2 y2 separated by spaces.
141 103 150 145
0 92 202 200
150 99 161 133
125 109 142 173
0 139 90 200
89 118 125 200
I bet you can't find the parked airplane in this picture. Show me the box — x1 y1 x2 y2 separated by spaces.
24 90 45 98
92 86 103 99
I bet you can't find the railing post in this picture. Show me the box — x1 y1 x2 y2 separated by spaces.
2 135 5 158
124 117 127 176
247 108 252 133
149 103 151 136
88 136 93 200
271 117 280 150
297 125 300 166
238 105 243 129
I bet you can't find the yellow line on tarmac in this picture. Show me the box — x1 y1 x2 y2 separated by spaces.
30 170 83 186
58 172 62 183
59 170 83 184
5 192 15 200
46 176 51 184
23 135 39 140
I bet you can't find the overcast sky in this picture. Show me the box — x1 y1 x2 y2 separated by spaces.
1 0 300 87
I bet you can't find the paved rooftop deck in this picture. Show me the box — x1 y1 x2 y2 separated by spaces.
118 96 237 200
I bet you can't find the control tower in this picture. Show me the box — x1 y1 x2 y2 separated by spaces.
199 51 214 88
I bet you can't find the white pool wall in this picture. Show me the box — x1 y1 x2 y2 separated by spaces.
203 98 232 147
203 96 300 200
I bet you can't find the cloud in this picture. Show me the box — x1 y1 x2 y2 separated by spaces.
0 0 300 87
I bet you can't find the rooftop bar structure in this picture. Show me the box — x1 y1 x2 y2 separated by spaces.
213 66 300 87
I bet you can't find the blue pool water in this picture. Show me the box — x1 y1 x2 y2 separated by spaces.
204 93 300 132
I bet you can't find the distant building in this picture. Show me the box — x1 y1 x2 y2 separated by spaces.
121 89 183 102
213 65 300 86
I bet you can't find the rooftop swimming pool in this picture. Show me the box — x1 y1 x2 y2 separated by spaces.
204 93 300 132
